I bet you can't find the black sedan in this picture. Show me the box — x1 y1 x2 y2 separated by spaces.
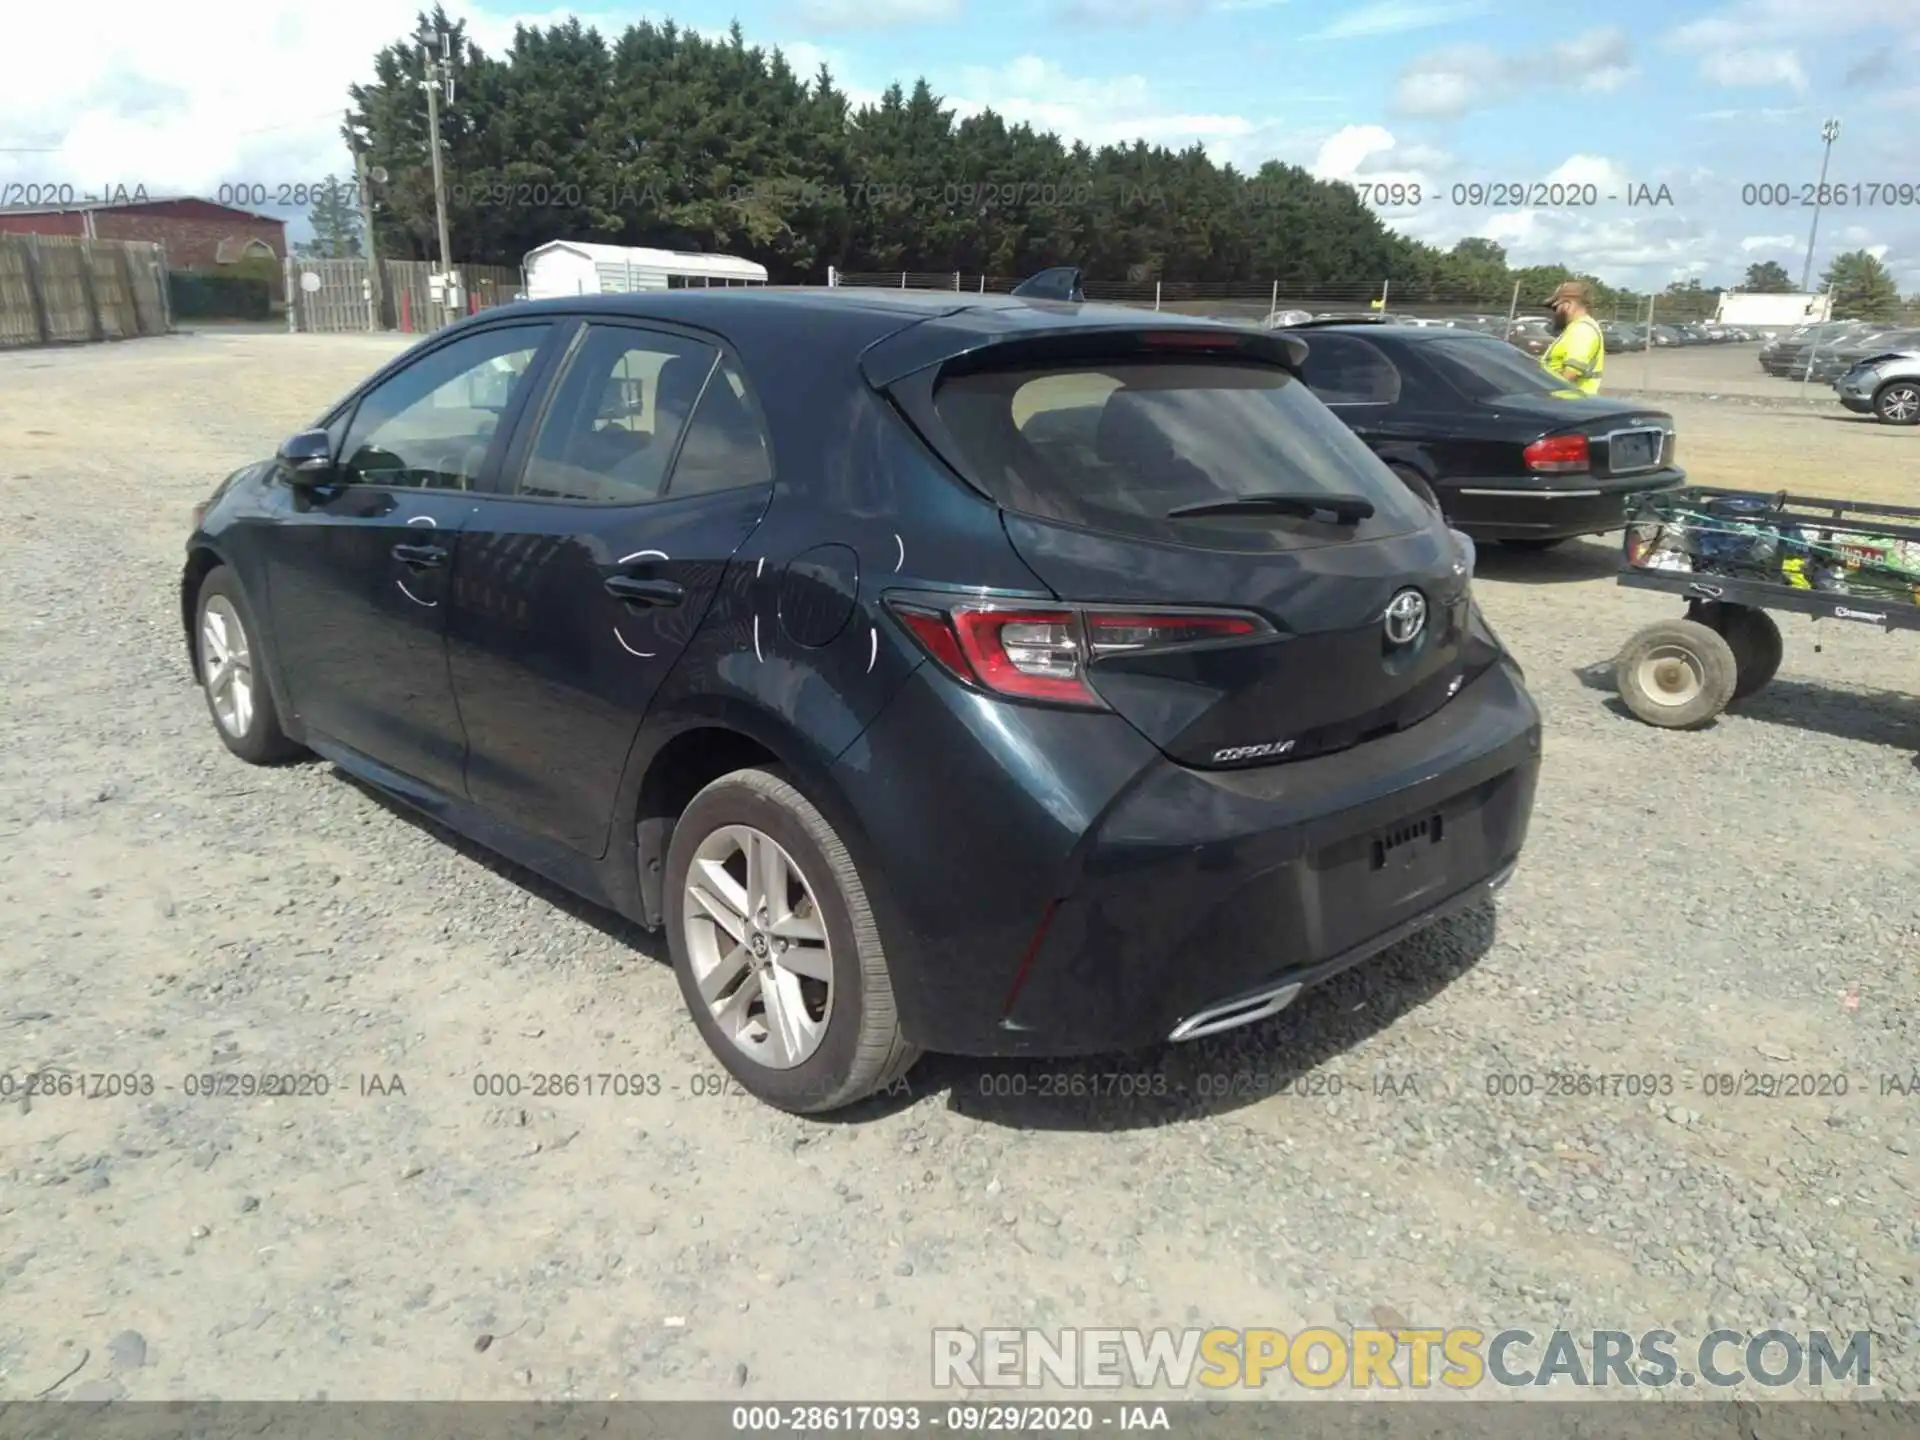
1284 321 1683 548
182 288 1541 1112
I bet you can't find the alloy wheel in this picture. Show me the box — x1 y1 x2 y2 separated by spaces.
200 594 255 738
682 824 834 1069
1878 384 1920 423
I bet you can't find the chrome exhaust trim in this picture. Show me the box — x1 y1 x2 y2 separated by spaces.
1168 981 1303 1044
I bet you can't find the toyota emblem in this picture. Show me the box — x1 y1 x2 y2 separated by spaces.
1384 588 1427 645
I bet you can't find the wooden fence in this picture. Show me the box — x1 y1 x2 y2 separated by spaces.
0 234 171 348
285 256 524 335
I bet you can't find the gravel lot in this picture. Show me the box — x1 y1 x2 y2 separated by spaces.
1 329 1916 1404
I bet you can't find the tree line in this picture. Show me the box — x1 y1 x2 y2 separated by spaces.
305 8 1911 322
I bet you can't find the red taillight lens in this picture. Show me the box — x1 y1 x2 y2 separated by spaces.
1524 433 1590 473
1082 612 1257 654
885 601 1261 708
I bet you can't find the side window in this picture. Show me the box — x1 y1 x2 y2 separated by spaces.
664 357 776 497
1298 335 1403 405
515 326 719 503
338 325 549 489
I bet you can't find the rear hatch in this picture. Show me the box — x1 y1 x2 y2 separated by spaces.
871 322 1496 770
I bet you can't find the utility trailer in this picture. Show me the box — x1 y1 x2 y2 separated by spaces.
1611 486 1920 728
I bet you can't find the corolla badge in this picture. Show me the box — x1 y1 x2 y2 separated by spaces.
1384 588 1428 645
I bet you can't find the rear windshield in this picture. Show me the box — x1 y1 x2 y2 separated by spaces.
930 359 1431 548
1419 334 1569 399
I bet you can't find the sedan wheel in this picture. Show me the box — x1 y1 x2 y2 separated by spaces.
684 823 835 1069
664 767 920 1113
1874 381 1920 425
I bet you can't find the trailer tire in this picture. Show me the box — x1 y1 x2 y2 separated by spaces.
1616 618 1738 729
1690 601 1784 701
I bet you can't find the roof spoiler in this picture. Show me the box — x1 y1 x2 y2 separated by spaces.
1010 266 1085 303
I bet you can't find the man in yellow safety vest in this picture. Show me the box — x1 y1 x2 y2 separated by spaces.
1540 280 1605 395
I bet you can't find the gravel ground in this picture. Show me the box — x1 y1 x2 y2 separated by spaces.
0 330 1916 1404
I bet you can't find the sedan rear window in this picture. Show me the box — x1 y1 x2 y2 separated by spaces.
930 359 1430 547
1420 334 1572 399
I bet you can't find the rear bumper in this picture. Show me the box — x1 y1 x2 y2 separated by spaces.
998 657 1539 1054
841 656 1540 1058
1442 469 1685 541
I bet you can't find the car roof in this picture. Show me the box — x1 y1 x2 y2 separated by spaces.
1278 322 1514 344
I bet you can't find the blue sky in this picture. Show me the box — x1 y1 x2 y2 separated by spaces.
6 0 1918 290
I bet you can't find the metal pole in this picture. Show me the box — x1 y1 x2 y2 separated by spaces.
1799 280 1838 401
1270 279 1278 321
284 253 297 333
900 272 906 288
1642 294 1656 391
1503 279 1520 340
354 146 382 330
423 42 454 328
1154 281 1161 311
1799 119 1841 294
1379 279 1390 315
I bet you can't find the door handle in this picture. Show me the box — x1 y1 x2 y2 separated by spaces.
391 542 448 568
604 575 685 607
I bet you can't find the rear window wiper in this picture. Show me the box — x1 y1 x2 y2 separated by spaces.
1166 491 1376 523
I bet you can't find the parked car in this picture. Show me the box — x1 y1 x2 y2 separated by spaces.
1801 327 1920 385
1280 321 1683 549
1601 322 1646 353
182 287 1542 1112
1762 321 1870 377
1648 326 1683 348
1834 345 1920 422
1506 317 1553 356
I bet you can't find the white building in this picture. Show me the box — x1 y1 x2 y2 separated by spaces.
522 241 768 299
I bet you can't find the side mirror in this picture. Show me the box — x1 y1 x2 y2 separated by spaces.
278 429 335 482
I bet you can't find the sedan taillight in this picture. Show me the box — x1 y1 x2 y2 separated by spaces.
886 600 1264 708
1524 434 1590 474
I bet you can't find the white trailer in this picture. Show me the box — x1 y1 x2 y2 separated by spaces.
1715 291 1832 329
521 242 768 299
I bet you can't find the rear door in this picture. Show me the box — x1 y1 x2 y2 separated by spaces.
446 320 776 855
898 339 1483 769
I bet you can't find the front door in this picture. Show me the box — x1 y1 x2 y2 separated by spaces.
448 321 777 854
266 321 557 793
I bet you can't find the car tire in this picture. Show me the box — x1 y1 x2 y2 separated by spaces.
1615 618 1738 729
1501 537 1566 552
1693 601 1783 701
664 766 920 1114
194 565 303 765
1386 463 1440 513
1872 380 1920 425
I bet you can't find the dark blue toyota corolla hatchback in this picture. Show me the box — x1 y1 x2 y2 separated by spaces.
182 286 1541 1112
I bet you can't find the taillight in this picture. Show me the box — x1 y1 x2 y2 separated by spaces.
885 600 1262 708
1523 433 1590 473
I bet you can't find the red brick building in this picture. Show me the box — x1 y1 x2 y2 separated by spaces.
0 196 287 272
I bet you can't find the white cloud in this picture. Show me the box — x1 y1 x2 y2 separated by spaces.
0 1 682 204
1669 0 1906 49
1543 154 1634 192
1392 45 1504 120
949 57 1256 148
1049 0 1206 20
1698 47 1809 92
1553 28 1636 91
1307 0 1490 42
1740 234 1797 251
795 0 961 27
1392 28 1636 120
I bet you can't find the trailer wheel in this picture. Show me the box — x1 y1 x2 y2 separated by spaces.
1615 618 1738 729
1690 601 1785 701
